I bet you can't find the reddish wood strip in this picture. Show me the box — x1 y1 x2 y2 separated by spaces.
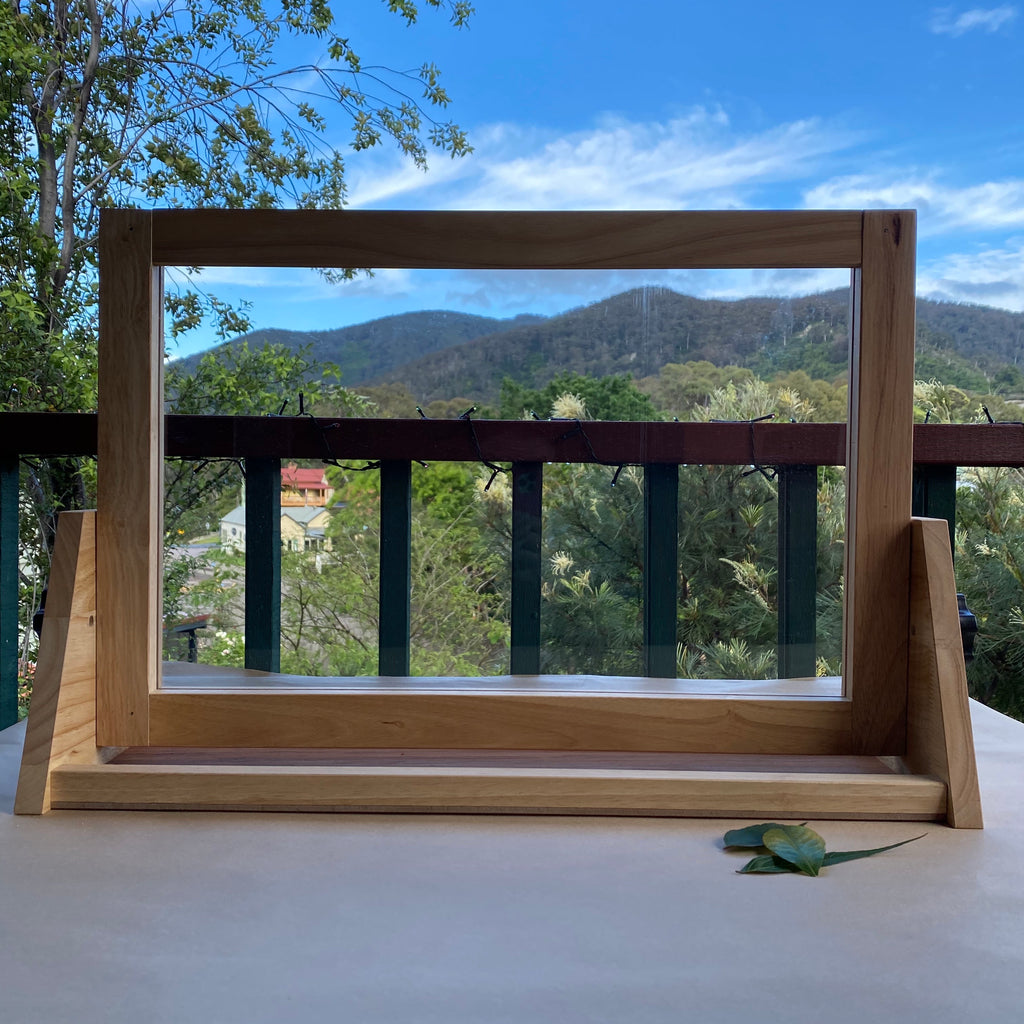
5 414 1024 467
164 417 850 465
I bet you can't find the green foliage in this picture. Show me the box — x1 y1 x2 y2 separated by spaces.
916 297 1024 373
356 382 420 418
761 825 827 876
541 546 643 674
273 486 506 676
636 363 848 424
636 361 754 418
198 628 246 668
483 380 845 681
161 341 367 634
955 468 1024 717
725 823 925 876
178 311 541 390
751 319 849 380
913 346 992 393
5 0 474 702
166 340 359 417
499 372 661 422
3 0 473 414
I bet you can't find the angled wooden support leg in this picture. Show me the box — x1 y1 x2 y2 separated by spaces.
906 517 983 828
15 511 113 814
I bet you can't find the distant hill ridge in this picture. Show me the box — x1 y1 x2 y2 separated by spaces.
172 309 547 385
173 287 1024 405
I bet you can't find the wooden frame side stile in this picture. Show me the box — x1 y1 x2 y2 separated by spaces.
844 211 917 753
97 210 163 746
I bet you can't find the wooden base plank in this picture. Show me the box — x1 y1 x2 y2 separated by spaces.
48 762 947 819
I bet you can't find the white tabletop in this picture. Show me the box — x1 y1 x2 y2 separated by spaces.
1 699 1022 1024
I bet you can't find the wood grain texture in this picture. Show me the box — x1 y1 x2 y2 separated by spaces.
906 518 983 828
97 210 160 745
48 762 946 818
147 690 852 754
844 211 917 753
15 513 112 813
150 210 864 270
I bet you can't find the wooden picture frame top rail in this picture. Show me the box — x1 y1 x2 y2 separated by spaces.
149 209 864 269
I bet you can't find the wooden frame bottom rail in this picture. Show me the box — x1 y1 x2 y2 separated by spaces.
147 690 852 754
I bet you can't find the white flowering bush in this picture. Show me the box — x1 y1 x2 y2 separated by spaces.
200 629 246 667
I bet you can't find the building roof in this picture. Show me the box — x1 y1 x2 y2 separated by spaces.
221 505 246 526
282 506 329 526
282 464 329 488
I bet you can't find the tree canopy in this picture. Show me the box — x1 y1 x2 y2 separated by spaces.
1 0 473 416
4 0 475 711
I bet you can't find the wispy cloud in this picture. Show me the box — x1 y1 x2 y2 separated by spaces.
803 174 1024 234
920 238 1024 310
348 109 861 211
435 268 850 316
929 5 1017 35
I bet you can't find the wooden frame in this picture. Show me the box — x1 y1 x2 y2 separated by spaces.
16 209 982 825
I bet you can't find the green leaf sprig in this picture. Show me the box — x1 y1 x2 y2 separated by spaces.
723 823 925 876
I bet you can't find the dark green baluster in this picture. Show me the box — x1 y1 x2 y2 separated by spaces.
379 460 412 676
643 463 679 678
245 457 281 672
511 462 542 675
778 464 817 679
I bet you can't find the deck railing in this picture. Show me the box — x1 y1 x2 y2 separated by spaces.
3 412 1023 727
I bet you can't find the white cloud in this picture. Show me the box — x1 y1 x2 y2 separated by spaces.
345 155 472 208
436 267 850 316
919 238 1024 310
347 109 860 211
929 5 1017 35
803 174 1024 234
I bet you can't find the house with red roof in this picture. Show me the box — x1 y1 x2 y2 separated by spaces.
280 463 334 507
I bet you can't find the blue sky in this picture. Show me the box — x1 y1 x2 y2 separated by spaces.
172 1 1024 357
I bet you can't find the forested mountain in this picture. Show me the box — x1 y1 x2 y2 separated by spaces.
170 309 546 384
174 288 1024 407
369 288 1024 404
